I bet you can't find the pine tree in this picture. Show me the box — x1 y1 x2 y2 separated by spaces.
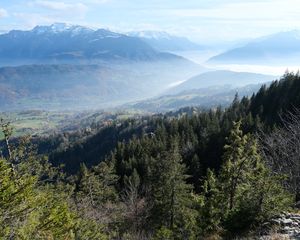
0 118 13 160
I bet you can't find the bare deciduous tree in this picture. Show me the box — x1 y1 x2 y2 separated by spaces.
259 110 300 200
121 180 151 237
0 118 13 160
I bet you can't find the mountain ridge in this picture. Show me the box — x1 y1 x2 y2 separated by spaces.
208 30 300 64
166 70 277 95
0 23 188 64
127 30 205 52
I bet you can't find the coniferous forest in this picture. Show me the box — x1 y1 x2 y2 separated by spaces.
1 72 300 239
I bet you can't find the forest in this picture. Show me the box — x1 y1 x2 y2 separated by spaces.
1 72 300 239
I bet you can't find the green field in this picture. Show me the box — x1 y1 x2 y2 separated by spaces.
0 109 147 140
0 110 78 139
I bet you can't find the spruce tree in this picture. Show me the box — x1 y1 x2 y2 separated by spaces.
199 169 222 234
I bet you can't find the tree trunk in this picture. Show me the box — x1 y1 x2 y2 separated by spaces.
5 135 12 160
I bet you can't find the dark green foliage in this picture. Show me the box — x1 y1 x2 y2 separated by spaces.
198 169 222 234
50 118 150 174
148 138 197 238
249 71 300 127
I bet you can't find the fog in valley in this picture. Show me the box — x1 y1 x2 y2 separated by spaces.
2 23 299 112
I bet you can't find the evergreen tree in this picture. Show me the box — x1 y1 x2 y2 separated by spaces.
198 169 222 235
149 138 197 238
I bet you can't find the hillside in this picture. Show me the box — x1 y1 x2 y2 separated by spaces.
128 83 266 112
0 64 141 110
166 70 276 95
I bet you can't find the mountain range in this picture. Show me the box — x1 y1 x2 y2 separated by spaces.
0 23 290 112
0 23 186 65
127 31 205 52
208 30 300 64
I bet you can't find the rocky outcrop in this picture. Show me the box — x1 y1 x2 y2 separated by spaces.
260 213 300 240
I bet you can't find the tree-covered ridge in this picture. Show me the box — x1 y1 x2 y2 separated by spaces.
50 71 300 175
249 71 300 126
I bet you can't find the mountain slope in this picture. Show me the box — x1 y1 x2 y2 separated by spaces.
167 70 276 95
208 30 300 64
127 83 266 112
128 31 205 52
0 64 139 110
0 23 184 64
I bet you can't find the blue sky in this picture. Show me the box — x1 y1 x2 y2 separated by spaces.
1 0 300 43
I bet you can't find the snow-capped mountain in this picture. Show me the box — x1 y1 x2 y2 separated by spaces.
32 23 94 35
0 23 185 64
208 30 300 64
127 31 205 52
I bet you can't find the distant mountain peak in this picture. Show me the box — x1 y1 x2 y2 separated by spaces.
32 23 94 35
128 31 172 40
127 30 205 51
49 22 72 32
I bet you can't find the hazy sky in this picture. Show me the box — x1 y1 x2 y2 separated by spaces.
1 0 300 43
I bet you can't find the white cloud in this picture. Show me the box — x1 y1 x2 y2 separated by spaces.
140 0 300 42
13 12 60 29
161 0 300 21
86 0 110 4
33 1 88 18
0 8 8 18
5 0 300 43
14 1 89 29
